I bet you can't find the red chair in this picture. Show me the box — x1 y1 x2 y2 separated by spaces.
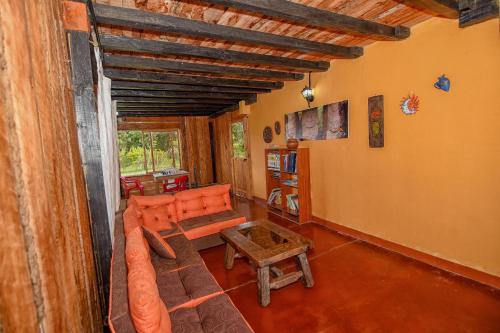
163 175 189 193
120 176 145 198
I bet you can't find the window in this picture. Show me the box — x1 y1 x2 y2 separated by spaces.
118 130 182 176
231 121 247 159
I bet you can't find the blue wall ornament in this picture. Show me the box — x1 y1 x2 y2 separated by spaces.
434 75 450 92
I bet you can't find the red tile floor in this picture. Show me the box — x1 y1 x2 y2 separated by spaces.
200 198 500 333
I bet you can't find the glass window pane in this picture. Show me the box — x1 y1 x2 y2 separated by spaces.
143 132 153 173
152 131 181 171
118 131 146 176
232 122 247 159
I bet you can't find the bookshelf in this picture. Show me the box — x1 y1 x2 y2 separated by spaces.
265 147 311 224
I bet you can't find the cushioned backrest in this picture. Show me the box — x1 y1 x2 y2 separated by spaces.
128 261 171 333
130 195 178 231
174 188 205 221
125 227 155 279
123 206 142 237
201 184 232 215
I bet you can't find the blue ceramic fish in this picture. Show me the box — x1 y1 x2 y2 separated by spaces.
434 75 450 92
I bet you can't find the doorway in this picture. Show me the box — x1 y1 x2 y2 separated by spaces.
231 116 253 199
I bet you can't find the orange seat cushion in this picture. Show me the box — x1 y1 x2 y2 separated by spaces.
174 188 206 221
201 184 232 215
130 194 178 226
128 266 171 333
142 226 176 259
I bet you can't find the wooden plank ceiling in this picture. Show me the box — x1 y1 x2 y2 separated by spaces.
93 0 456 117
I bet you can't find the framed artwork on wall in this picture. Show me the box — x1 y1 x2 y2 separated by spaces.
285 100 348 141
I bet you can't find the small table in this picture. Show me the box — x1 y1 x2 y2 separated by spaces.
152 170 190 194
221 220 314 307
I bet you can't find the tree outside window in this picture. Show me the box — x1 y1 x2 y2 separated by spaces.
232 121 247 159
118 130 182 176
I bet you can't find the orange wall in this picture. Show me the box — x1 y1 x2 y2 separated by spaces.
248 18 500 277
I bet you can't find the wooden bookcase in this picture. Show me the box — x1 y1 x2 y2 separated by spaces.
265 147 311 224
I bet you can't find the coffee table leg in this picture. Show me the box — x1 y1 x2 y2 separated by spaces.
296 253 314 288
257 266 270 307
224 243 236 269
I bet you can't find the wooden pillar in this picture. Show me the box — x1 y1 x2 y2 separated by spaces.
65 0 112 322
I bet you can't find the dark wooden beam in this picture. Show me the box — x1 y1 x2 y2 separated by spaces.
100 34 331 72
116 103 225 109
104 54 303 81
111 89 255 102
117 111 215 117
111 80 270 94
114 97 237 104
104 68 283 90
67 29 112 322
398 0 459 18
459 0 499 27
95 4 362 57
209 103 240 118
111 80 271 94
194 0 411 40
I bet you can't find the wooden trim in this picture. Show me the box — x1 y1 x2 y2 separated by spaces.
311 216 500 290
399 0 459 18
100 34 330 72
63 1 89 32
94 4 362 58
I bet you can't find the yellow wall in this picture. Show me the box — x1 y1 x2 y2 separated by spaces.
248 18 500 277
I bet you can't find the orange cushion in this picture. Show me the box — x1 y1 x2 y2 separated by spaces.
128 266 171 333
130 194 178 224
123 207 142 236
182 217 246 240
174 188 206 221
201 184 232 215
141 205 175 232
142 226 176 259
125 227 155 279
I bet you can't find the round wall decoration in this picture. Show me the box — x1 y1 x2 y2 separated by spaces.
274 121 281 135
400 94 419 115
263 126 273 143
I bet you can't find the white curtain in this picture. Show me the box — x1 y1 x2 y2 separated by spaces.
94 46 120 240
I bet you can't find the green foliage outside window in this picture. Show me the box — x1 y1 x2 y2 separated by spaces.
118 130 181 176
232 122 247 159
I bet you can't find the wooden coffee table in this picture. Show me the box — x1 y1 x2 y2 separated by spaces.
220 219 314 307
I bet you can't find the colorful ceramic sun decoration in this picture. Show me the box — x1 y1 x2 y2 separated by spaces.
400 94 419 115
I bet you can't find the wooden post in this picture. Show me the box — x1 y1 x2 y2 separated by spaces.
65 0 112 323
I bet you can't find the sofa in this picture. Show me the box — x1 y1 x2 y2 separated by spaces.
109 184 253 333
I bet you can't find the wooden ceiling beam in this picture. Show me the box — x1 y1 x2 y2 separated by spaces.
116 103 226 108
100 34 330 72
104 68 283 90
117 111 215 117
95 4 362 58
193 0 411 40
104 54 303 81
114 97 238 104
398 0 459 18
459 0 498 27
111 89 255 102
111 81 270 94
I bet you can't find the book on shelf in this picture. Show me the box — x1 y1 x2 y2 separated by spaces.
283 151 298 173
286 194 299 213
267 188 282 207
282 179 298 187
267 152 280 170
